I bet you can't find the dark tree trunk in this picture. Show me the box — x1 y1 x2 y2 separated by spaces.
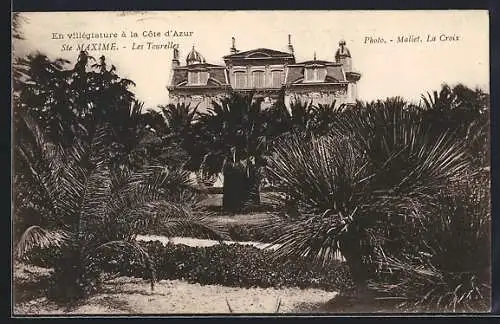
339 225 376 302
47 246 101 303
222 164 260 213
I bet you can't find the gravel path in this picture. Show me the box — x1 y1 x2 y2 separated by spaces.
136 234 283 250
14 276 337 314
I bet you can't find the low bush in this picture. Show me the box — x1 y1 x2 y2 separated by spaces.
26 247 62 269
105 240 353 292
226 224 271 242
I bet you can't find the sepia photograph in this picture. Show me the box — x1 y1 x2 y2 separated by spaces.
11 10 491 315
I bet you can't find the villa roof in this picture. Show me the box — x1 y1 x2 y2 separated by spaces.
223 48 295 60
285 63 347 85
171 64 228 87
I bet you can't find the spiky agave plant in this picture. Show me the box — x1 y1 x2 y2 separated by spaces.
13 113 228 302
262 98 470 304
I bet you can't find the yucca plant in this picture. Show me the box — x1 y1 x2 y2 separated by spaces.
262 98 470 304
13 113 228 302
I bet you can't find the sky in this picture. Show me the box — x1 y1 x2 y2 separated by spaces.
12 10 489 109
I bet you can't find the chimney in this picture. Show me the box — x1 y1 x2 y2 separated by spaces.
230 37 238 54
172 47 180 68
287 34 294 54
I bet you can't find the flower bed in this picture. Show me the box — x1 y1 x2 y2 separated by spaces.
110 240 353 293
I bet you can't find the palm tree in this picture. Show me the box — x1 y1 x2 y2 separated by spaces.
421 84 490 169
191 92 268 212
13 113 227 302
262 98 470 302
14 50 162 175
13 53 78 147
12 12 27 40
420 83 488 135
158 102 200 171
310 100 346 136
14 51 140 151
138 108 189 170
282 98 316 134
159 102 199 136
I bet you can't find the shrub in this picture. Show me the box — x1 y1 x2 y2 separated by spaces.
226 224 272 242
105 240 353 292
369 172 491 312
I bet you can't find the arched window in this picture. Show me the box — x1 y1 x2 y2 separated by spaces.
252 70 265 88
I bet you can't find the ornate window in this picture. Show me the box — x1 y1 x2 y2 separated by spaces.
234 71 247 88
252 70 265 88
271 70 284 88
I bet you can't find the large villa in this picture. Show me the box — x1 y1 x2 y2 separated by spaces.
167 35 361 111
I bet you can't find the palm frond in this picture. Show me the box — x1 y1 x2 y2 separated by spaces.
263 99 471 271
78 163 113 236
96 164 227 241
262 134 364 265
15 112 72 223
15 225 71 260
131 200 230 241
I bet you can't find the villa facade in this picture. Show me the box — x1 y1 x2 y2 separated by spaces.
167 35 361 111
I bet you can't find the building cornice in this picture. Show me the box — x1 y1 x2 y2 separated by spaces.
167 85 232 91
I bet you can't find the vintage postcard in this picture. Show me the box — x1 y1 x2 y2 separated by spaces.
12 10 491 315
